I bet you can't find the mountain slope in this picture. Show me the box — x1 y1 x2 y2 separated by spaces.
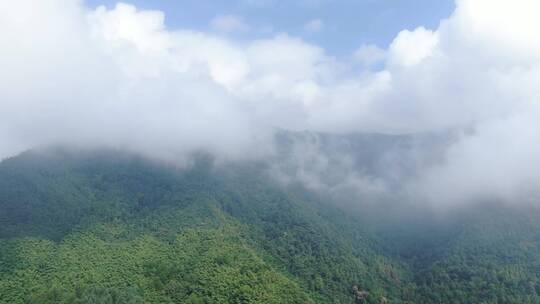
0 149 408 304
2 148 540 303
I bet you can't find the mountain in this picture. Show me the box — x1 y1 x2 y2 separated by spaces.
1 144 540 303
0 148 407 303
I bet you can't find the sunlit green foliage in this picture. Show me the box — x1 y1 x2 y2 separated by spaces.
2 149 540 303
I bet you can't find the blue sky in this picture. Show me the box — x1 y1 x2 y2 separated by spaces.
85 0 455 56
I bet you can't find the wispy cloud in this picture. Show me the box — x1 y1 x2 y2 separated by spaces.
304 19 324 32
353 44 386 67
210 14 250 33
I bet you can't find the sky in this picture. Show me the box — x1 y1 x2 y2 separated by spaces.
2 0 540 208
84 0 455 55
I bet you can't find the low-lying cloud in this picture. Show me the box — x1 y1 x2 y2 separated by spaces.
1 0 540 208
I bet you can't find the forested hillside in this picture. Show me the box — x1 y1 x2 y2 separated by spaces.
0 149 407 303
1 149 540 303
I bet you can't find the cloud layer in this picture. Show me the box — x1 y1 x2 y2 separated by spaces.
1 0 540 207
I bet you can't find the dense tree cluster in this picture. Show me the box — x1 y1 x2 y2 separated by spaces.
1 150 540 303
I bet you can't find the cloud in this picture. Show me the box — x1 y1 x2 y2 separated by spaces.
210 15 250 33
2 0 540 208
388 27 438 67
353 44 386 67
412 117 540 208
304 19 324 32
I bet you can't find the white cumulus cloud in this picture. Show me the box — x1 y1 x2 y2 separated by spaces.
2 0 540 207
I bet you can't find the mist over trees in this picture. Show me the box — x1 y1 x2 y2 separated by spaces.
2 148 540 303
